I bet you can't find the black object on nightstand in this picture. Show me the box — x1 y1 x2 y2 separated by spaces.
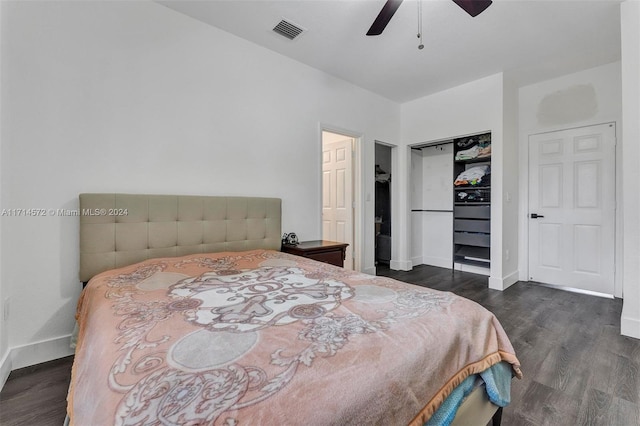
281 240 349 268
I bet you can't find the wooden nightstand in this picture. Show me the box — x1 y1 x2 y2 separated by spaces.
281 240 349 268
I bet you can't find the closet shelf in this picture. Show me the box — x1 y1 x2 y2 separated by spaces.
454 186 491 190
454 257 491 268
454 245 490 260
454 156 491 164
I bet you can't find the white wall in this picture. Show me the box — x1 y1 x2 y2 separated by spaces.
401 74 503 145
0 0 8 388
400 73 508 283
518 61 623 296
500 75 520 286
0 0 400 374
621 0 640 339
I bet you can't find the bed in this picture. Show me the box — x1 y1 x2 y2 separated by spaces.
68 193 521 426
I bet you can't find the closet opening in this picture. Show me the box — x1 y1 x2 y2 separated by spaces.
409 131 491 276
374 143 392 265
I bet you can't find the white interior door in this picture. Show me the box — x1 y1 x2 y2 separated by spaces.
322 138 354 269
528 123 615 295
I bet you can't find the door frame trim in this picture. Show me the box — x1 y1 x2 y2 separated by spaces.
319 124 362 272
521 121 620 297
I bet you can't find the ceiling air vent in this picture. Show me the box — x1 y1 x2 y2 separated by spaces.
272 19 305 40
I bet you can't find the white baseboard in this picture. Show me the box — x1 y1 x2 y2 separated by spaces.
411 256 422 267
0 349 12 391
454 262 490 276
390 259 412 271
621 313 640 339
422 256 452 269
10 334 74 371
0 335 74 392
489 270 519 291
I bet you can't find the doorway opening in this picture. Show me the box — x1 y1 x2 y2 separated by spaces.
321 130 357 270
375 143 392 265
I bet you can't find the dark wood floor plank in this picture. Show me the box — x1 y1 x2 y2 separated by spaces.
586 350 640 406
515 380 580 426
607 395 640 426
577 388 612 426
0 355 73 426
612 356 639 404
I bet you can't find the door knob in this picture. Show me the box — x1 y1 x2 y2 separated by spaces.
530 213 544 219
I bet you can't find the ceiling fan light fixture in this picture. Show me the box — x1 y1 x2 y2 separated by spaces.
367 0 493 37
452 0 493 17
366 0 403 36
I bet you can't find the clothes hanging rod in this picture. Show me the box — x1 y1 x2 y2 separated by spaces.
411 140 454 150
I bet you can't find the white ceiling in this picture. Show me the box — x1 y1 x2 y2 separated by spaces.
157 0 622 103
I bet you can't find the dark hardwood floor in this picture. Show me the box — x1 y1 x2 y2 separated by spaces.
1 265 639 425
0 355 72 426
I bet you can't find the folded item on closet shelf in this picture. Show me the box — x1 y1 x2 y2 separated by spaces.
454 165 490 186
478 145 492 158
455 144 492 161
457 189 490 202
455 145 480 160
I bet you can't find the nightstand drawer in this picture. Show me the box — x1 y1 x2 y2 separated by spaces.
281 240 348 268
305 250 344 266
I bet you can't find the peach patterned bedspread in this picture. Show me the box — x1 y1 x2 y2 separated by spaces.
68 249 521 425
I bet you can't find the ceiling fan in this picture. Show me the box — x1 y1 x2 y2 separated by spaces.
366 0 493 36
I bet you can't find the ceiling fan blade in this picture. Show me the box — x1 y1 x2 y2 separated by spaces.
366 0 403 36
452 0 492 17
